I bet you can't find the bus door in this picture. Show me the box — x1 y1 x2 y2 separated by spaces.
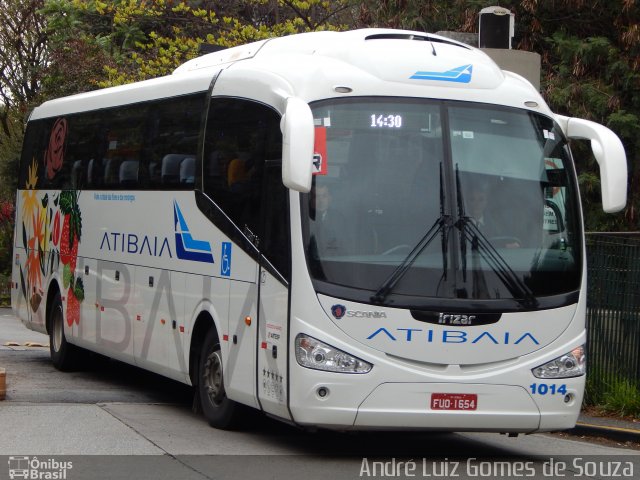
257 266 290 419
224 159 290 417
256 159 291 420
201 96 289 416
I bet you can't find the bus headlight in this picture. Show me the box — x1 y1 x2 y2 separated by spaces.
532 345 585 378
295 334 372 374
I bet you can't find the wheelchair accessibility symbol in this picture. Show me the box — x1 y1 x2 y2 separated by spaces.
221 242 232 277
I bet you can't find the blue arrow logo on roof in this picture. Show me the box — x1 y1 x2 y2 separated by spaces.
410 64 473 83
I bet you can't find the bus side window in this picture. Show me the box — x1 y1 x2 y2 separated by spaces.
203 98 286 275
36 117 72 190
262 159 289 280
85 120 109 190
18 121 45 189
147 94 204 190
62 112 105 190
21 94 205 192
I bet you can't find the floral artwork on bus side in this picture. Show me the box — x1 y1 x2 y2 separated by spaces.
19 116 84 325
21 158 45 312
59 190 84 325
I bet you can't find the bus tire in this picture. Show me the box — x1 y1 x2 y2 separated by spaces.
198 328 242 429
49 291 78 371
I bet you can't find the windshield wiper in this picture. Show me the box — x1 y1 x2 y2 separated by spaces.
371 165 450 304
370 215 450 304
455 166 467 283
454 168 538 308
458 221 538 308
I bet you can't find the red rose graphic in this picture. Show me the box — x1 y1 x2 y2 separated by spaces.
45 118 67 180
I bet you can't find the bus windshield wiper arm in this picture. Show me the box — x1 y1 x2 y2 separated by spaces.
454 167 537 308
457 218 538 308
455 166 467 283
371 164 449 304
370 214 450 304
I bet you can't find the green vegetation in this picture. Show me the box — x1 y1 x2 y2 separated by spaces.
0 201 13 291
586 374 640 419
2 1 638 236
0 275 9 307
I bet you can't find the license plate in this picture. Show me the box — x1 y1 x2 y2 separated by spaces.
431 393 477 411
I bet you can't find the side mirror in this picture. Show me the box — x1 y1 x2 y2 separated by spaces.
557 115 627 213
281 97 314 192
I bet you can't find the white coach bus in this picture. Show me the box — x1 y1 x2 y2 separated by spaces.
12 29 627 432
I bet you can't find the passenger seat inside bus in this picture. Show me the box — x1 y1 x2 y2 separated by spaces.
103 158 121 187
180 156 195 186
161 154 192 186
119 159 139 188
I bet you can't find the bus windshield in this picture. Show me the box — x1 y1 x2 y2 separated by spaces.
302 98 582 310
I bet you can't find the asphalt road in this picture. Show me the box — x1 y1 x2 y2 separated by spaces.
0 308 638 480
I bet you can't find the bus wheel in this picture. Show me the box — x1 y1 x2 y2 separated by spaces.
49 291 78 371
199 328 241 429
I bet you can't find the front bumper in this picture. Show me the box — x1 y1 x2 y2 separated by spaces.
289 379 583 432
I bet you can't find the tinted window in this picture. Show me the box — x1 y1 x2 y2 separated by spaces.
19 93 206 191
18 121 46 189
203 97 288 278
146 95 203 189
262 159 290 279
302 97 582 309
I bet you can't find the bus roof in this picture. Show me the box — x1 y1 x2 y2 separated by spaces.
29 68 215 120
30 29 550 121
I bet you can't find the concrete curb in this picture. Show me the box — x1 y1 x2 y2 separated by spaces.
570 421 640 443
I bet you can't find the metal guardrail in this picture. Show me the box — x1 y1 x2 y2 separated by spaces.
586 233 640 396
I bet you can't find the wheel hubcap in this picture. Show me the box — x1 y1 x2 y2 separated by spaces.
203 349 224 406
53 309 63 352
